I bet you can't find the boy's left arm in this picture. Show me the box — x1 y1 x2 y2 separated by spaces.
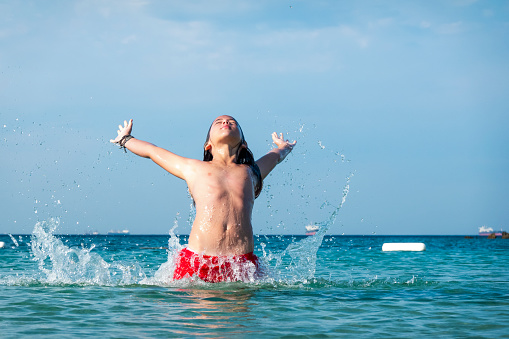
256 132 296 179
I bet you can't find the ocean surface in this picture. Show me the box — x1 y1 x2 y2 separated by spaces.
1 221 508 338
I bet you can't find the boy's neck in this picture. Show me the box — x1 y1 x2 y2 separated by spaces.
210 143 240 164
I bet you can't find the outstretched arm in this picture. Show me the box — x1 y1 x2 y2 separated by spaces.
110 119 196 180
256 132 296 179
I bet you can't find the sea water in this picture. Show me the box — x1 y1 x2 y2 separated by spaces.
1 222 508 338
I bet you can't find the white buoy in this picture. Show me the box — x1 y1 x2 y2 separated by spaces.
0 241 5 249
382 243 426 252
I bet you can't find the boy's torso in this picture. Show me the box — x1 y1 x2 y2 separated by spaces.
186 161 256 255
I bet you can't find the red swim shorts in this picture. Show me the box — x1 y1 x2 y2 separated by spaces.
173 248 260 283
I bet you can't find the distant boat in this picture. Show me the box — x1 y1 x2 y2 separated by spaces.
107 230 130 235
305 224 319 236
479 226 502 236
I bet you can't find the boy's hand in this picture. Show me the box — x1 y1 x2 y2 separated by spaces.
272 132 296 163
110 119 133 144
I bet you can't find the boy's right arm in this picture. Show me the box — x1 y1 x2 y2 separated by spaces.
110 119 195 180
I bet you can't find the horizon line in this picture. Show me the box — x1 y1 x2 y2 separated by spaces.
0 233 491 237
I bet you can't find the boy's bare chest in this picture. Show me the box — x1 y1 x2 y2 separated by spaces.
194 165 254 198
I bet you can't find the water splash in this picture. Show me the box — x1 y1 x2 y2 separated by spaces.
8 234 19 247
146 218 183 285
30 218 145 285
24 170 352 287
263 174 352 283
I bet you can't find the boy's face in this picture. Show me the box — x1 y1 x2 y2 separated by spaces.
206 115 243 149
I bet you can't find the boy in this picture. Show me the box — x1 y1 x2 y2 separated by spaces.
111 116 296 282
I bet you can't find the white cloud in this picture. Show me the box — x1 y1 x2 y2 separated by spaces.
233 24 370 73
110 14 371 75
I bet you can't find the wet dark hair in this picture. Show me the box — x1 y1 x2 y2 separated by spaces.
204 117 263 198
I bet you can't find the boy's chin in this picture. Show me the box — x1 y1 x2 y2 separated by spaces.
213 134 241 145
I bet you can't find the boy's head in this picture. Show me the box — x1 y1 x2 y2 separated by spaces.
204 115 246 153
203 115 262 198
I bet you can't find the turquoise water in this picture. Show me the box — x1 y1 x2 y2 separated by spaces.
1 224 508 338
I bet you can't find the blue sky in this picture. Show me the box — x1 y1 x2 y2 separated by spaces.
1 0 508 235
